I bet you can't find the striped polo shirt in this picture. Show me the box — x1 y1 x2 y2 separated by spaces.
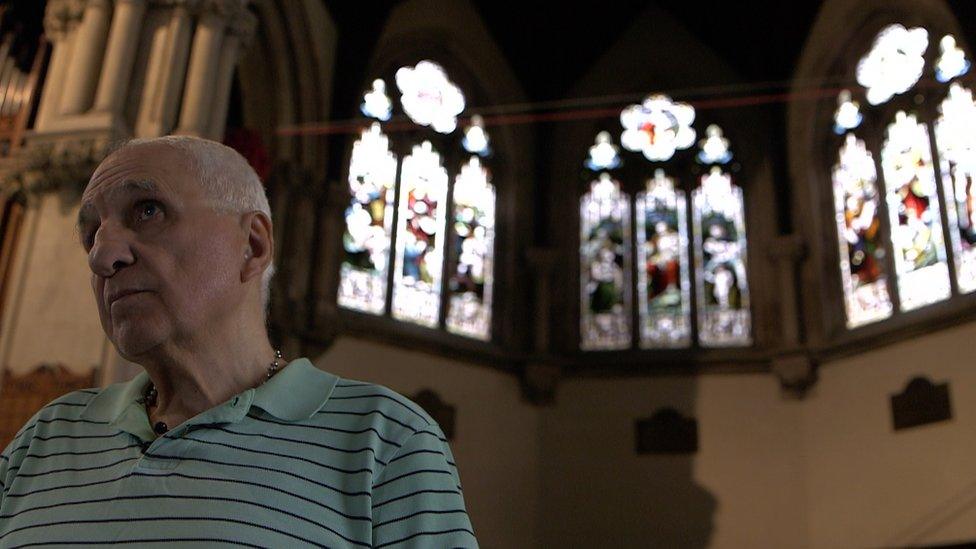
0 358 477 547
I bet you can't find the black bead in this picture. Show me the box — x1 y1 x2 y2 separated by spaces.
153 421 168 434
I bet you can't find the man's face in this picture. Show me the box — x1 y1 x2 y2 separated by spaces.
79 144 247 359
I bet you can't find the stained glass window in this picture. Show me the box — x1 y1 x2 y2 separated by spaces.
935 83 976 293
636 170 691 348
340 62 497 341
620 94 696 161
446 157 496 339
936 35 970 83
338 123 398 314
580 110 751 351
881 111 951 310
392 141 449 327
395 60 466 134
856 24 928 106
833 134 893 327
693 167 751 346
580 173 632 350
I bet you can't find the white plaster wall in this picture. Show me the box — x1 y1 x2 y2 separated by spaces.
315 336 542 549
0 194 106 376
540 373 807 549
804 320 976 549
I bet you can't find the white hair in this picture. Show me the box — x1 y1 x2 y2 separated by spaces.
113 135 275 311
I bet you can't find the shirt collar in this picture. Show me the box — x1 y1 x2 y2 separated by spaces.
81 357 339 425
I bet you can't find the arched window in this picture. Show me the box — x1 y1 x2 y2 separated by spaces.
580 95 751 350
831 24 975 329
338 60 496 341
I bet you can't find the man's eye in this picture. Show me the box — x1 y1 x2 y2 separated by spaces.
138 201 161 221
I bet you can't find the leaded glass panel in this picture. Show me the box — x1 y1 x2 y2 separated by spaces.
833 134 893 327
693 167 751 346
636 170 691 348
339 123 398 314
881 111 951 310
580 173 632 350
446 157 496 340
936 84 976 293
392 141 449 327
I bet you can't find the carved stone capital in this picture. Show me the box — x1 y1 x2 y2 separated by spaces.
227 5 257 48
0 138 113 204
43 0 86 40
771 353 818 399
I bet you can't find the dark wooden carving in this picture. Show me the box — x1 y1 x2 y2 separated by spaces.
412 389 456 440
891 377 952 432
0 364 98 448
635 407 698 455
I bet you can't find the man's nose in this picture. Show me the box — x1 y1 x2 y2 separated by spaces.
88 223 135 277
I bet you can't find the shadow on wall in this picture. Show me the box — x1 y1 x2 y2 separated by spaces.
540 376 716 548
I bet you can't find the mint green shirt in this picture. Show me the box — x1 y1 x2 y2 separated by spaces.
0 358 477 547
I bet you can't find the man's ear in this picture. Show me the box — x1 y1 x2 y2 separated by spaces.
241 211 273 284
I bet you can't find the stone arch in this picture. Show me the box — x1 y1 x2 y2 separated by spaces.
788 0 968 346
308 0 535 359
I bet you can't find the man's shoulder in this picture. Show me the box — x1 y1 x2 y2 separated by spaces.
323 377 440 435
2 387 103 456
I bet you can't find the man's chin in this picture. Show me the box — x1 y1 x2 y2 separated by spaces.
111 325 166 360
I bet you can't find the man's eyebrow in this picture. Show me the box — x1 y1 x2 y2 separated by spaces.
76 179 162 234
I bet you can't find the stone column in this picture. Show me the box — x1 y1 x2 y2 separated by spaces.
59 0 112 115
34 0 84 130
207 6 255 139
137 0 195 136
175 1 231 136
93 0 148 114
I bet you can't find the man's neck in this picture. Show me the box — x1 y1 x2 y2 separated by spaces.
137 334 280 431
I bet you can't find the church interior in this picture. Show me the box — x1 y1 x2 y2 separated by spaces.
2 0 976 546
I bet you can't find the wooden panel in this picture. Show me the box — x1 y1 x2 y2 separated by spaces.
0 365 97 448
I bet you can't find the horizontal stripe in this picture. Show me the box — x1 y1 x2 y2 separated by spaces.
373 509 470 529
141 453 372 498
246 414 403 446
374 469 453 490
373 489 462 509
375 528 477 548
12 456 140 479
389 448 456 468
130 470 371 521
317 408 420 433
9 537 268 548
1 515 336 547
179 434 374 476
0 493 367 545
326 394 430 424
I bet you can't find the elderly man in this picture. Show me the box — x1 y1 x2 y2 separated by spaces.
0 136 477 547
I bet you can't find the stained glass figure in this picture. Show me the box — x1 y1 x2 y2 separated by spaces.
395 60 465 134
462 114 490 156
936 35 970 83
935 84 976 293
881 111 951 310
856 24 929 105
833 134 893 327
693 167 751 346
339 123 398 314
586 131 622 171
834 89 863 135
446 157 496 339
361 79 392 121
580 173 632 350
636 170 691 348
392 141 449 327
620 94 696 161
696 124 732 165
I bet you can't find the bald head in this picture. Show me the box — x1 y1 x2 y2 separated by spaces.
84 135 276 309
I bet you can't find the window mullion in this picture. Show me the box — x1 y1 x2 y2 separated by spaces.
385 136 405 317
869 133 903 313
926 118 961 297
